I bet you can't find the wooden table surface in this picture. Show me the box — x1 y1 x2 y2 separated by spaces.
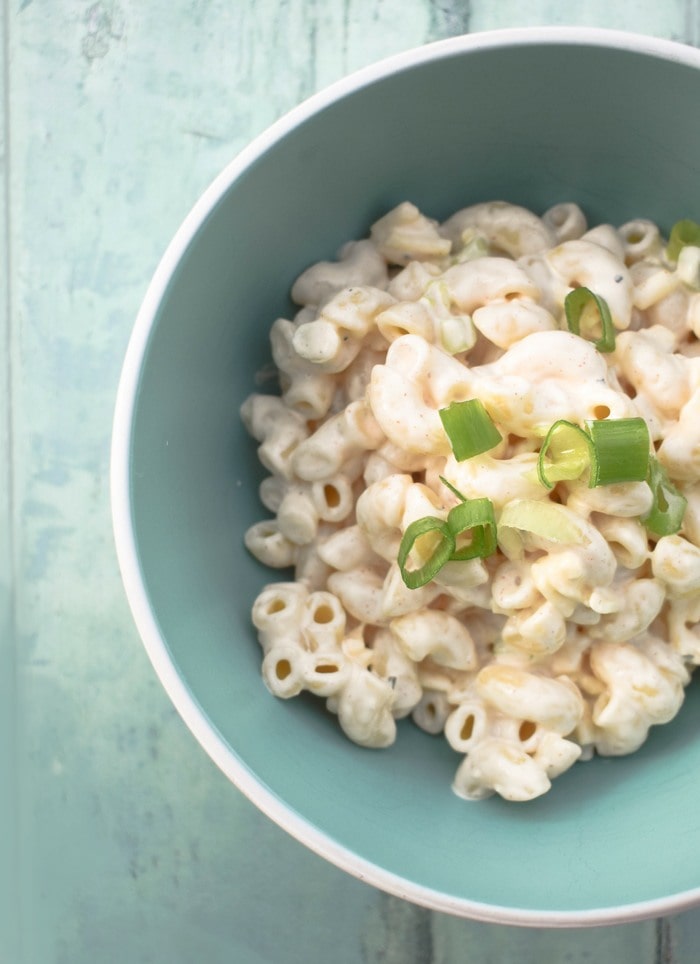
2 2 700 961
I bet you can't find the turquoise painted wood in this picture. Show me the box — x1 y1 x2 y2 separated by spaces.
3 1 700 961
1 2 21 962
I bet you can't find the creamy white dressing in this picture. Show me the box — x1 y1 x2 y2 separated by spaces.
243 200 700 802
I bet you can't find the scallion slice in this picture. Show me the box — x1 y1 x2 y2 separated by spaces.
447 498 497 561
498 499 586 558
667 219 700 262
642 457 687 536
398 491 499 587
439 475 468 503
564 286 616 353
537 420 594 489
439 398 503 462
585 417 650 486
440 317 475 355
398 517 455 589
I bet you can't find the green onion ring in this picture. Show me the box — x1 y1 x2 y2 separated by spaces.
564 286 616 353
667 219 700 262
537 420 594 489
642 457 687 536
398 517 455 589
447 498 497 561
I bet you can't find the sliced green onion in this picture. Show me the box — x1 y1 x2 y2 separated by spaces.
585 417 650 486
447 498 497 561
667 219 700 262
424 280 451 314
440 317 476 354
398 491 499 587
564 286 616 353
439 398 503 461
537 417 650 491
398 517 455 588
498 499 586 558
677 245 700 289
642 457 687 536
439 475 468 502
537 420 594 489
453 228 489 264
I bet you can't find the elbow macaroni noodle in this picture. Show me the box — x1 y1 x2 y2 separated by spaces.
242 200 700 802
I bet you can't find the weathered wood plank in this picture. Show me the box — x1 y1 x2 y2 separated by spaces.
432 909 659 962
0 2 22 961
470 0 692 37
3 1 436 961
660 912 700 963
685 0 700 45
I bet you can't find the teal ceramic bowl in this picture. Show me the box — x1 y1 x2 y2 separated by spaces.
111 28 700 926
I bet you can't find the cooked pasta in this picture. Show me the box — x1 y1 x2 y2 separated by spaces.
242 200 700 802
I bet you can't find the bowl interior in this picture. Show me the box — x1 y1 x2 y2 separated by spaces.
121 34 700 922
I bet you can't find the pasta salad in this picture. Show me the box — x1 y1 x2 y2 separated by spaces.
241 200 700 802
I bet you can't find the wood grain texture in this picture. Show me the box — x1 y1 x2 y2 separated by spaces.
0 3 22 962
3 1 700 961
469 0 694 36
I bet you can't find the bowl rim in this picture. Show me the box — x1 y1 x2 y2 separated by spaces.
111 25 700 927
